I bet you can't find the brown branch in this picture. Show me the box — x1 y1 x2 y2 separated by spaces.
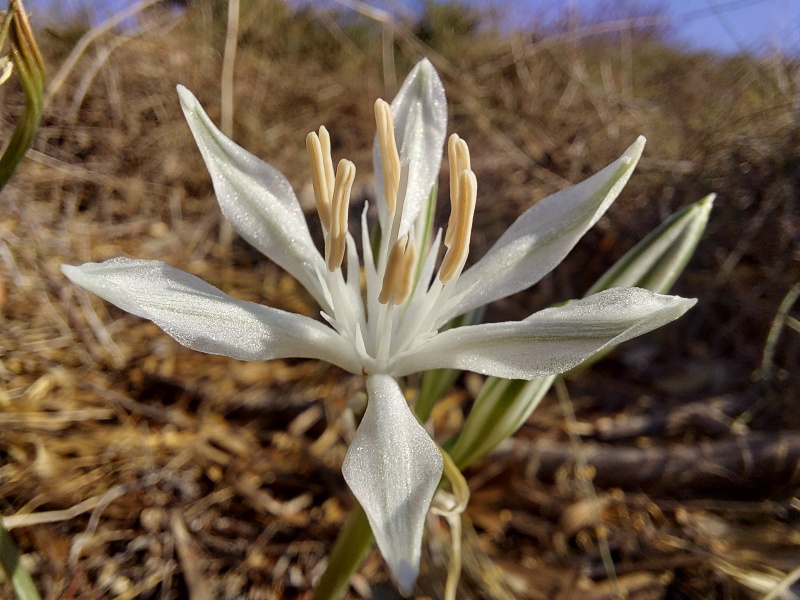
593 394 753 441
513 431 800 495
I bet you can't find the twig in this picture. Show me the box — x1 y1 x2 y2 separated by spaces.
555 379 623 600
46 0 163 104
65 11 182 125
66 39 127 124
734 281 800 428
217 0 240 250
170 511 212 600
594 394 752 441
763 563 800 600
759 282 800 380
335 0 570 188
514 431 800 493
381 24 395 94
3 484 128 530
220 0 240 137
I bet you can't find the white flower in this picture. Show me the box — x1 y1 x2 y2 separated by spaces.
62 59 695 593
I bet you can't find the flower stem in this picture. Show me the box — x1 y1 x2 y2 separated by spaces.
313 505 373 600
0 520 42 600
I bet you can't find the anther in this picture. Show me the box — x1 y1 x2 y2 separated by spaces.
379 235 416 305
318 126 335 198
445 134 472 248
306 129 332 230
396 240 417 304
326 159 356 271
440 169 477 283
374 99 401 217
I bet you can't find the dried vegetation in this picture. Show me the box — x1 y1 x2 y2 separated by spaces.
1 0 799 598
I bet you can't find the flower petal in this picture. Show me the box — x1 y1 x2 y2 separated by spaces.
375 59 447 234
395 287 695 379
439 137 646 326
178 86 329 310
62 258 360 372
342 374 443 595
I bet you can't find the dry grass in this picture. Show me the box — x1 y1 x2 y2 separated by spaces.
1 1 799 598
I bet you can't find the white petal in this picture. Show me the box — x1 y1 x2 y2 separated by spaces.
62 258 360 373
178 86 329 310
375 59 447 234
342 374 443 595
439 137 646 326
394 287 695 379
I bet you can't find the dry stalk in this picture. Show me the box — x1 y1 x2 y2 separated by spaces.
46 0 163 104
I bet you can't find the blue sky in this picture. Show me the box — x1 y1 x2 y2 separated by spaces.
27 0 800 56
516 0 800 55
673 0 799 55
408 0 800 55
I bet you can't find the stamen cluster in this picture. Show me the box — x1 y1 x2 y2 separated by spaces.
306 99 478 368
301 96 478 371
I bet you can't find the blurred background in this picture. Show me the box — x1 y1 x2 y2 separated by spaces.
1 0 798 598
24 0 800 55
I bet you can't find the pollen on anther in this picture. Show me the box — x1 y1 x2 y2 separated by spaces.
326 159 355 271
375 99 401 217
378 236 416 305
445 134 472 248
306 129 333 231
440 169 477 283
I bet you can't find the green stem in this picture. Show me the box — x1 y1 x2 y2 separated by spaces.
0 520 42 600
313 505 374 600
0 0 45 191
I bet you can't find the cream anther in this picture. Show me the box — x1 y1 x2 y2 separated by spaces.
326 159 355 271
307 126 354 272
379 235 417 305
445 134 472 248
375 99 401 217
306 128 334 230
440 169 476 283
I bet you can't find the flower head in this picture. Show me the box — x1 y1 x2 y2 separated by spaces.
62 59 695 593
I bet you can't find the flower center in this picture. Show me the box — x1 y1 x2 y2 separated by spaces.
304 100 478 368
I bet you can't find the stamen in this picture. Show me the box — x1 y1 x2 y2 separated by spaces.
306 129 332 230
318 126 335 200
327 159 356 271
387 160 410 252
440 170 477 283
374 99 401 217
396 240 417 305
379 235 416 305
445 134 471 248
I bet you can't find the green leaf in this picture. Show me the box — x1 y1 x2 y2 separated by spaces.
1 519 42 600
587 193 715 295
0 0 45 191
312 506 373 600
448 194 714 468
